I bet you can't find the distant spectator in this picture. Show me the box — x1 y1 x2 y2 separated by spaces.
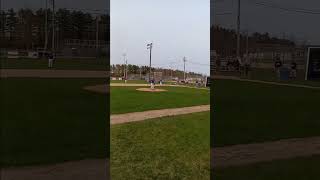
244 56 251 78
237 57 244 75
290 61 297 79
216 57 221 71
48 53 54 68
234 58 240 71
274 57 282 78
226 59 231 70
150 79 155 89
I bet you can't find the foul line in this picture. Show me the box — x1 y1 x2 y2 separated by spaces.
212 136 320 168
111 105 210 125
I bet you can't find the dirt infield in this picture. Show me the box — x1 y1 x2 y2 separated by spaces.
83 84 109 93
212 136 320 168
1 159 109 180
85 83 208 93
136 88 167 92
111 105 210 125
214 75 320 89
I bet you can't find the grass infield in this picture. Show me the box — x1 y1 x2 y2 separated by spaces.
1 78 109 167
111 86 210 114
111 111 210 179
212 79 320 147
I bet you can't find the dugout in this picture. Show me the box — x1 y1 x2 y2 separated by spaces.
305 46 320 80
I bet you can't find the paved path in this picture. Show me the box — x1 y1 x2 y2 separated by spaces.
1 159 109 180
111 105 210 125
1 69 108 78
214 75 320 89
212 136 320 168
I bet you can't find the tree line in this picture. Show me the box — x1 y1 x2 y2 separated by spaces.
211 25 301 57
0 8 109 49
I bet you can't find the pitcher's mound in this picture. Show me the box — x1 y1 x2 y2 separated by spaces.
136 88 167 92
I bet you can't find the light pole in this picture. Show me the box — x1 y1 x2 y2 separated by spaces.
236 0 241 59
96 15 100 58
169 63 173 80
122 53 126 79
0 0 3 46
147 43 153 82
246 30 249 58
125 58 128 82
0 0 3 42
44 0 48 51
184 58 186 81
51 0 55 55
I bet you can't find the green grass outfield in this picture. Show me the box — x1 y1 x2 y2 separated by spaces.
1 58 108 70
111 111 210 179
213 79 320 147
213 155 320 180
250 68 320 87
111 80 147 84
1 78 109 167
111 86 210 114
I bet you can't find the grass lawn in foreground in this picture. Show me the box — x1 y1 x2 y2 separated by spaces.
0 78 108 167
216 68 320 87
110 86 210 114
213 155 320 180
249 68 320 87
1 58 108 70
111 111 210 179
213 79 320 147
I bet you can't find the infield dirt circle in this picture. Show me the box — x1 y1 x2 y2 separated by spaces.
136 88 167 92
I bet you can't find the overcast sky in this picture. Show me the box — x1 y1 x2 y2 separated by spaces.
111 0 210 75
212 0 320 45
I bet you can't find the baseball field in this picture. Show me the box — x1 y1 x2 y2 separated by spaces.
110 84 210 179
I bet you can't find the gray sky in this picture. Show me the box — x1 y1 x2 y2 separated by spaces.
111 0 210 75
213 0 320 45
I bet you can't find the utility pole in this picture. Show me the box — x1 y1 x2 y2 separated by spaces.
246 30 249 58
183 57 187 81
44 0 48 51
236 0 241 59
0 0 4 42
139 66 142 79
96 15 100 58
147 43 153 81
51 0 55 54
